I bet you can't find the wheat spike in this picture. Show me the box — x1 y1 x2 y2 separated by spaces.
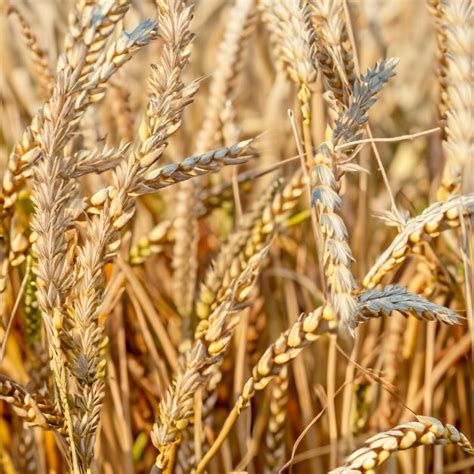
172 179 199 329
133 141 256 194
0 375 63 432
364 193 474 288
1 15 156 206
171 0 257 345
196 177 284 321
332 58 399 155
436 0 473 200
330 416 474 473
64 0 131 83
194 305 334 473
259 0 317 89
309 0 355 108
7 4 54 98
356 285 459 328
183 175 303 470
196 0 256 151
55 13 197 458
29 62 87 471
151 246 269 471
263 366 289 474
309 58 398 332
159 0 201 339
427 0 449 121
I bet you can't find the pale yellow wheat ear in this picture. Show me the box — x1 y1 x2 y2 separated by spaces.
1 12 158 324
171 0 256 338
310 58 398 332
0 374 62 432
309 0 355 110
330 416 474 474
434 0 472 200
1 0 135 212
7 3 54 98
363 193 474 288
28 15 159 471
151 244 270 471
173 174 305 471
263 365 289 474
194 305 334 473
195 173 304 322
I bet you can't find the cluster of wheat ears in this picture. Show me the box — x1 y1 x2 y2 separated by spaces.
0 0 472 473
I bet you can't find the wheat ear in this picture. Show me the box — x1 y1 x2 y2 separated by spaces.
0 375 64 433
356 285 459 327
1 0 133 212
171 0 256 337
363 193 474 289
175 175 303 470
263 366 289 474
309 0 355 109
259 0 318 164
196 177 285 320
26 13 158 471
1 18 158 312
59 13 198 459
194 305 335 473
151 247 269 471
436 0 473 200
426 0 449 122
330 416 474 473
7 4 54 98
153 1 198 330
30 60 89 472
197 0 256 150
309 58 398 332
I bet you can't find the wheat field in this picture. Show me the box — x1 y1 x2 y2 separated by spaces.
0 0 473 473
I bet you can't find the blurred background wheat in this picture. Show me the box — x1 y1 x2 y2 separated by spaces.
0 0 472 473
